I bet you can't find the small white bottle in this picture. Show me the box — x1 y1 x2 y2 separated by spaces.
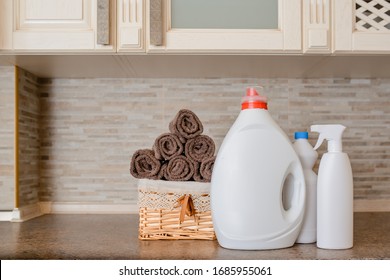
311 124 354 249
293 132 318 244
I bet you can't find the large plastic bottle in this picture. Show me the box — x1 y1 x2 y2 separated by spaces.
311 124 353 249
211 86 306 250
293 132 318 244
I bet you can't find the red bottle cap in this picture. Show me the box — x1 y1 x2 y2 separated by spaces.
241 87 268 110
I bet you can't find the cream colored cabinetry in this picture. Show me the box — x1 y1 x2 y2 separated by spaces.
146 0 302 53
0 0 14 50
1 0 116 51
334 0 390 53
0 0 145 52
117 0 144 51
3 0 390 55
303 0 331 53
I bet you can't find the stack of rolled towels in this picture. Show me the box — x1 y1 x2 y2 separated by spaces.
130 109 216 182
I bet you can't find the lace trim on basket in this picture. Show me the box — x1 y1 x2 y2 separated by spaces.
138 190 211 212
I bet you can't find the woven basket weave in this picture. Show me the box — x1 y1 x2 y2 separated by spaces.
138 179 216 240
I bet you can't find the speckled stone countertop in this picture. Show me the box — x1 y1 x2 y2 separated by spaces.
0 212 389 260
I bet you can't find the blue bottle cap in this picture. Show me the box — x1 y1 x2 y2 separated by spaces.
294 131 308 139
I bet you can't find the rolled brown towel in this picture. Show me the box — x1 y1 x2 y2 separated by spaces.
130 149 161 179
185 135 215 163
153 133 184 160
200 156 216 182
169 109 203 142
165 155 195 181
152 162 167 180
193 161 207 182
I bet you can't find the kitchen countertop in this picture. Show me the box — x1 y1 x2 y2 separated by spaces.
0 212 389 260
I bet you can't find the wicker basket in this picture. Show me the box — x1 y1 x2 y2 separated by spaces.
138 179 216 240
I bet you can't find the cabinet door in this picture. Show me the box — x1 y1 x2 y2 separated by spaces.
334 0 390 53
12 0 115 51
147 0 301 53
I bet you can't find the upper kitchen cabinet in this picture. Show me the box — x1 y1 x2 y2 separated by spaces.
0 0 116 51
146 0 302 53
334 0 390 53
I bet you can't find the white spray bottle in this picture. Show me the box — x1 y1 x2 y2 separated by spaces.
311 124 353 249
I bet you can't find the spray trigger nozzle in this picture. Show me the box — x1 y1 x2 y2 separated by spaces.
311 124 346 153
313 134 325 150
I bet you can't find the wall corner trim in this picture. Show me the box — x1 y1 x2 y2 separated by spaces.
14 66 19 209
11 203 44 222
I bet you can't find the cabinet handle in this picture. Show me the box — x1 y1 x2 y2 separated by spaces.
97 0 110 45
150 0 163 46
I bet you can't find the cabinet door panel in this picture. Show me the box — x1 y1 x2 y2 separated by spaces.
24 0 83 21
171 0 278 30
334 0 390 53
18 0 90 29
12 0 115 51
147 0 301 53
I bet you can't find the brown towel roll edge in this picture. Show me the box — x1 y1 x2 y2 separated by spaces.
130 149 161 179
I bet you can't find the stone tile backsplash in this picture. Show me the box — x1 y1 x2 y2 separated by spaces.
18 68 40 207
38 77 390 205
1 66 389 209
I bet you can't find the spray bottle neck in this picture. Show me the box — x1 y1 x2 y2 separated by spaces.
328 139 343 153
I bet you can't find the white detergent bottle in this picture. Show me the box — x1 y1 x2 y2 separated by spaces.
293 132 318 244
211 86 306 250
311 124 353 249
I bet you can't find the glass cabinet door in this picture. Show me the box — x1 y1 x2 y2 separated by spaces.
148 0 301 53
171 0 278 30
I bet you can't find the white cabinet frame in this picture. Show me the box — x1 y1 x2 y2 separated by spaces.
117 0 145 51
303 0 331 53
